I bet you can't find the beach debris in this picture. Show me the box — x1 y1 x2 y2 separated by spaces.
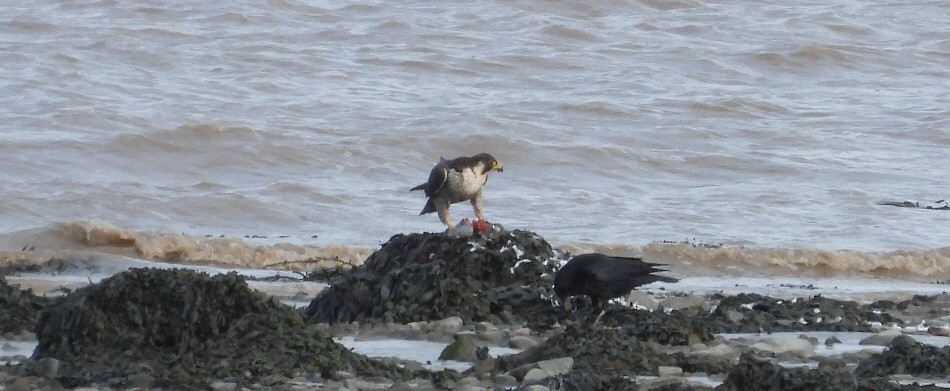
877 199 950 210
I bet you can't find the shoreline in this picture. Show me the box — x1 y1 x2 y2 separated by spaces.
1 228 949 390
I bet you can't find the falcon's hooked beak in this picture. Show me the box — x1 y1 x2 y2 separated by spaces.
482 160 504 174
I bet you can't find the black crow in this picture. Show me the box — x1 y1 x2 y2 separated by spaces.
553 253 678 325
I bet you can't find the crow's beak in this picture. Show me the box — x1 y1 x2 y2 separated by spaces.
561 297 572 311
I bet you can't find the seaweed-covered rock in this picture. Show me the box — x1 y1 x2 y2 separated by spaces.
855 335 950 377
718 352 896 391
0 276 55 334
498 324 727 378
703 293 900 333
516 371 639 391
305 230 563 324
600 307 715 346
33 268 415 389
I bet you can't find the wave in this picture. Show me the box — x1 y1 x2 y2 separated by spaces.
0 222 371 272
559 242 950 280
3 222 948 281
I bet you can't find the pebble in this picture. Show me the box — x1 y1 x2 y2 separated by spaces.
123 372 154 388
927 326 950 337
34 358 60 380
520 368 550 385
658 366 684 376
492 374 518 387
345 378 391 390
536 357 574 375
475 329 505 345
431 317 464 333
5 377 33 391
626 290 659 311
798 334 819 346
659 295 706 311
210 381 238 391
508 335 539 349
439 334 478 361
824 336 842 347
750 337 815 358
690 343 738 357
859 329 904 346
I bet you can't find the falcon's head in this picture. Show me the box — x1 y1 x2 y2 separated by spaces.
473 153 504 174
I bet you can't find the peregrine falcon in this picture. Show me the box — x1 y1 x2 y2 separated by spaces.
410 153 503 228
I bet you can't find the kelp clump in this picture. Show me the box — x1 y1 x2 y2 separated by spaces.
0 275 55 334
34 268 411 389
305 229 564 325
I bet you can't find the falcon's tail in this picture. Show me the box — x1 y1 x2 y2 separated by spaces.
410 183 427 191
419 199 436 215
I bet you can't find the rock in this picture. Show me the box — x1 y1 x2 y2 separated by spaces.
475 329 505 345
439 334 479 362
798 334 819 345
749 337 815 358
4 377 33 391
928 326 950 337
521 368 551 385
522 385 551 391
455 376 492 391
123 372 155 389
499 323 718 377
824 336 842 347
388 379 435 391
720 352 866 391
626 290 659 311
859 329 904 346
32 269 414 389
508 327 530 336
345 378 391 390
474 322 496 332
470 347 497 377
659 295 706 311
657 366 683 376
0 276 56 335
304 230 563 326
34 357 59 379
535 357 574 376
690 343 738 357
706 293 900 334
210 381 237 391
491 373 518 387
507 357 574 383
724 309 744 323
508 335 539 349
431 316 464 333
855 335 950 377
